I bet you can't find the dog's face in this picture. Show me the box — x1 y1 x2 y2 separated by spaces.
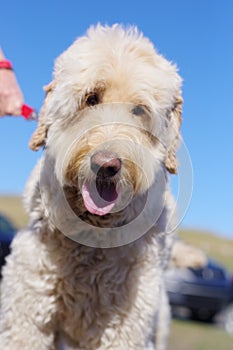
30 25 182 235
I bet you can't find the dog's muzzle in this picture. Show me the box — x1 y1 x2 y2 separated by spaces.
82 151 122 216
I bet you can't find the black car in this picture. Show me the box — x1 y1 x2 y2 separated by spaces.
0 214 16 276
165 259 232 321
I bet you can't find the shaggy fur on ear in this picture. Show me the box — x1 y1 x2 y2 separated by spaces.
165 92 183 174
29 81 55 151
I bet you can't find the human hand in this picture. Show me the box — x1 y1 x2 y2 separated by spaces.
0 67 24 116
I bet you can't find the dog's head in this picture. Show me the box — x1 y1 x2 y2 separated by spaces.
30 24 182 225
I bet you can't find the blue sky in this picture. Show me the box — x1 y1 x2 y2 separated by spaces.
0 0 232 238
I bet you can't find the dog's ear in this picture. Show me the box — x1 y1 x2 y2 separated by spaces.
165 91 183 174
29 81 55 151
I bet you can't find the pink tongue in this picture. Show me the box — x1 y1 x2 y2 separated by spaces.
82 181 118 216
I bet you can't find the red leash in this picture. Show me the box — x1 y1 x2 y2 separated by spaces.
21 104 38 120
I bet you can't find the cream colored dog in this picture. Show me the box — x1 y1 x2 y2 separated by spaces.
0 24 183 349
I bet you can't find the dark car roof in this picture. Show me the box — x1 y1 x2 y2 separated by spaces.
189 259 229 281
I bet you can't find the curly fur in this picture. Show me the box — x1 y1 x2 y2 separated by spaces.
0 24 183 350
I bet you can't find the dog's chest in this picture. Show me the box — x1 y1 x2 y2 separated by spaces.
56 246 138 345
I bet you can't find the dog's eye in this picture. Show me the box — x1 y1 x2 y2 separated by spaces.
85 93 99 107
132 105 146 116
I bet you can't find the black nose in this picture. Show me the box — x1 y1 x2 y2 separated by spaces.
91 151 121 178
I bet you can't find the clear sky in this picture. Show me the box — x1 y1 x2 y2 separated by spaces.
0 0 232 238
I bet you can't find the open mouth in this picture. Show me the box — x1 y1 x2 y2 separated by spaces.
82 179 119 216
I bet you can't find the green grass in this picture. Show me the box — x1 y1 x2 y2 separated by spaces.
168 319 233 350
179 229 233 271
0 195 28 229
0 195 233 348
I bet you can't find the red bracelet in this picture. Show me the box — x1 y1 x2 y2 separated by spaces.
0 60 13 70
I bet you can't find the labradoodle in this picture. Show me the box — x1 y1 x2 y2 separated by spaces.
0 24 184 350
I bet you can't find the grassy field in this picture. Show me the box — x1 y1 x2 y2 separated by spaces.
179 229 233 271
0 195 28 229
0 195 233 348
168 319 233 350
